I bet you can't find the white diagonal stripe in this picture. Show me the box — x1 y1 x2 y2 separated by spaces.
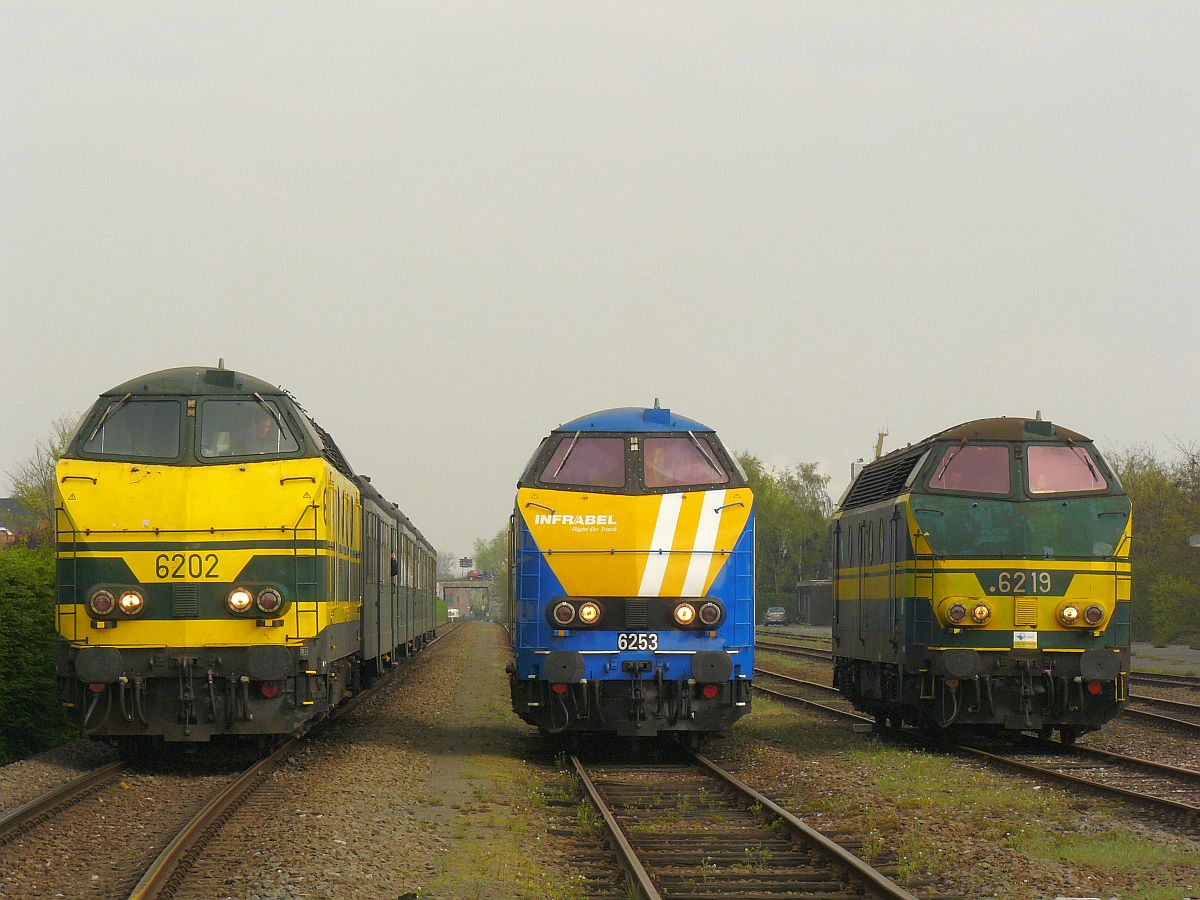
681 490 726 596
638 492 684 597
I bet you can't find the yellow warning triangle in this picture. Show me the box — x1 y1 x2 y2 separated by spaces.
303 491 311 498
68 493 77 500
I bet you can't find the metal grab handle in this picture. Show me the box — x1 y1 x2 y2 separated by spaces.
61 475 98 484
524 502 555 514
280 475 316 485
713 501 744 512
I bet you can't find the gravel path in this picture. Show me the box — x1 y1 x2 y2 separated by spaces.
169 621 584 899
0 740 117 814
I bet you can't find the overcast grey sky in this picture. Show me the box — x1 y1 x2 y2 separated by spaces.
3 3 1197 557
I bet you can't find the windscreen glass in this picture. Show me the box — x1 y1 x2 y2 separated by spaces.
643 436 729 488
928 445 1010 494
539 436 626 487
1027 445 1108 493
199 399 299 458
80 399 181 459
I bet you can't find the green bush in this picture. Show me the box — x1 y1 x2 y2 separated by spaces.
0 548 75 763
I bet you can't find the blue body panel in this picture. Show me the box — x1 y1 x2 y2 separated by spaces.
511 509 755 682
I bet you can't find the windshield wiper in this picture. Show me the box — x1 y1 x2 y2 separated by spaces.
551 431 581 479
252 392 288 435
688 431 723 476
87 393 132 443
935 443 964 484
1070 445 1101 484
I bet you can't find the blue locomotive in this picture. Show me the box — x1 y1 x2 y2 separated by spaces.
506 406 755 742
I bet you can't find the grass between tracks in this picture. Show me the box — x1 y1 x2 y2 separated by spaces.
728 695 1200 899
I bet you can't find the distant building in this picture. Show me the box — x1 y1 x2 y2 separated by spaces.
796 579 834 627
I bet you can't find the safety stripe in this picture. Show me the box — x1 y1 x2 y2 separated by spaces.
681 490 726 596
638 493 683 597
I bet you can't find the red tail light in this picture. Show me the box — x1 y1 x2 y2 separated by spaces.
701 683 719 699
551 683 569 694
260 681 280 699
1086 680 1103 696
88 683 107 693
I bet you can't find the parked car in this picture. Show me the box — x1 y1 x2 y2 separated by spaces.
762 607 788 626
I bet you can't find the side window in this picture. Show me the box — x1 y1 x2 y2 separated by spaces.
928 445 1011 495
540 435 626 488
642 436 729 488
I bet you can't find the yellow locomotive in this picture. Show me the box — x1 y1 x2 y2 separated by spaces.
54 365 436 750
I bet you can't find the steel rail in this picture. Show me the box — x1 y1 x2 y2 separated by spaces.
127 739 295 899
0 760 126 843
692 753 917 900
1121 704 1200 734
129 619 466 898
570 756 661 900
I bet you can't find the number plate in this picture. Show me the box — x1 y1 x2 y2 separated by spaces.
154 552 221 580
617 632 659 652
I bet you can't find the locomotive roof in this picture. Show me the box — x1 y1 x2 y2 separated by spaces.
554 407 714 433
101 366 284 397
931 417 1091 444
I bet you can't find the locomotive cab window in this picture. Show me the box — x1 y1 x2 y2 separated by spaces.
80 399 182 459
1027 445 1108 494
198 399 300 459
927 444 1010 495
642 435 729 488
539 435 626 488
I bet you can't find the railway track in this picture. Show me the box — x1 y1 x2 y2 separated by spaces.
753 667 1200 827
572 751 916 899
0 620 462 899
1130 671 1200 691
0 759 126 845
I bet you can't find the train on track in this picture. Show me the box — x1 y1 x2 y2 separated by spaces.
831 416 1131 744
54 365 438 751
506 406 755 743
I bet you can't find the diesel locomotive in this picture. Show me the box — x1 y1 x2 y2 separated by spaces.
54 365 438 750
507 406 755 742
831 416 1131 744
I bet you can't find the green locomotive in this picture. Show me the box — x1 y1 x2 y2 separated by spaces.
831 417 1130 744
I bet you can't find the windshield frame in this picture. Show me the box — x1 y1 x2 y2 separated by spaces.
75 398 185 463
195 396 304 463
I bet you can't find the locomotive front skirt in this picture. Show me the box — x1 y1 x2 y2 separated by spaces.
507 407 755 739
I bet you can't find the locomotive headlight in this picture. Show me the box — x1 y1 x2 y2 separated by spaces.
117 590 144 616
970 603 991 624
227 587 254 613
1083 604 1105 626
89 590 116 616
698 602 722 626
1057 604 1080 625
257 588 283 614
578 602 601 625
946 602 967 624
673 602 696 626
551 601 576 626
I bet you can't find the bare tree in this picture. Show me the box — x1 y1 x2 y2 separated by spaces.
6 415 78 544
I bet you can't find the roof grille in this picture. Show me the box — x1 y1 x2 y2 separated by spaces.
841 451 926 510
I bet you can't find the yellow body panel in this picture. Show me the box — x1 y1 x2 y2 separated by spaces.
517 486 752 598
